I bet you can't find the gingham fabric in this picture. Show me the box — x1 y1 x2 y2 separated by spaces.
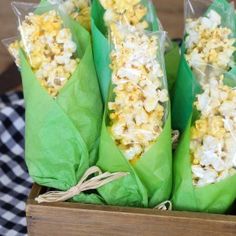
0 91 32 236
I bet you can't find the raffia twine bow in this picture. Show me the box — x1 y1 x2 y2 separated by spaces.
35 166 172 211
154 200 172 211
35 166 128 203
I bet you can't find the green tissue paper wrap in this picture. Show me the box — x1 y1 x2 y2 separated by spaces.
96 26 172 207
91 0 180 103
172 116 236 213
171 0 236 133
172 67 236 213
20 9 103 192
97 108 172 208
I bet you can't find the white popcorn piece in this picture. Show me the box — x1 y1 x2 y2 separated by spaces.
143 97 159 112
192 165 205 179
117 67 141 80
104 9 116 25
200 17 215 29
207 10 221 27
185 30 199 49
123 145 143 161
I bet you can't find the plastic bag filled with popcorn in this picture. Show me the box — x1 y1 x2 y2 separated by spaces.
172 67 236 213
91 0 180 103
171 0 236 133
41 0 91 31
96 25 172 208
6 1 103 196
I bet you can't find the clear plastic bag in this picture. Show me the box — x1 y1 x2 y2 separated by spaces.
171 0 236 132
184 0 235 72
10 1 80 97
155 16 173 52
184 0 213 19
185 0 235 30
107 23 169 162
39 0 91 30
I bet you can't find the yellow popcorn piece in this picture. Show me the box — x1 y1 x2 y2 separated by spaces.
8 10 78 97
193 118 208 138
130 155 141 165
208 116 225 138
192 159 200 165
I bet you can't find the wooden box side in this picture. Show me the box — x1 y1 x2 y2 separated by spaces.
26 184 236 236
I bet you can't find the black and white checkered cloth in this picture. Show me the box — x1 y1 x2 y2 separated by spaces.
0 91 32 236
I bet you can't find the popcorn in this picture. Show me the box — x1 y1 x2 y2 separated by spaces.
190 76 236 187
50 0 91 30
108 24 168 162
185 10 235 71
100 0 148 29
8 10 79 97
8 40 22 67
62 0 91 31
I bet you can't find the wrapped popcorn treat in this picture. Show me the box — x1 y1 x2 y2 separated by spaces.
6 1 103 194
97 25 172 208
172 67 236 213
171 0 236 214
172 0 236 132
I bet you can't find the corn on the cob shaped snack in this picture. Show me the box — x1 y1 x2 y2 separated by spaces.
5 1 103 194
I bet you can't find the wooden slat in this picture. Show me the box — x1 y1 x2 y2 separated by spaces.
27 184 236 236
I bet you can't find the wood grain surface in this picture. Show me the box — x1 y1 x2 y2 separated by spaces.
26 184 236 236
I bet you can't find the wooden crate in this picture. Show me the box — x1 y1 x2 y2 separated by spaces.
26 184 236 236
